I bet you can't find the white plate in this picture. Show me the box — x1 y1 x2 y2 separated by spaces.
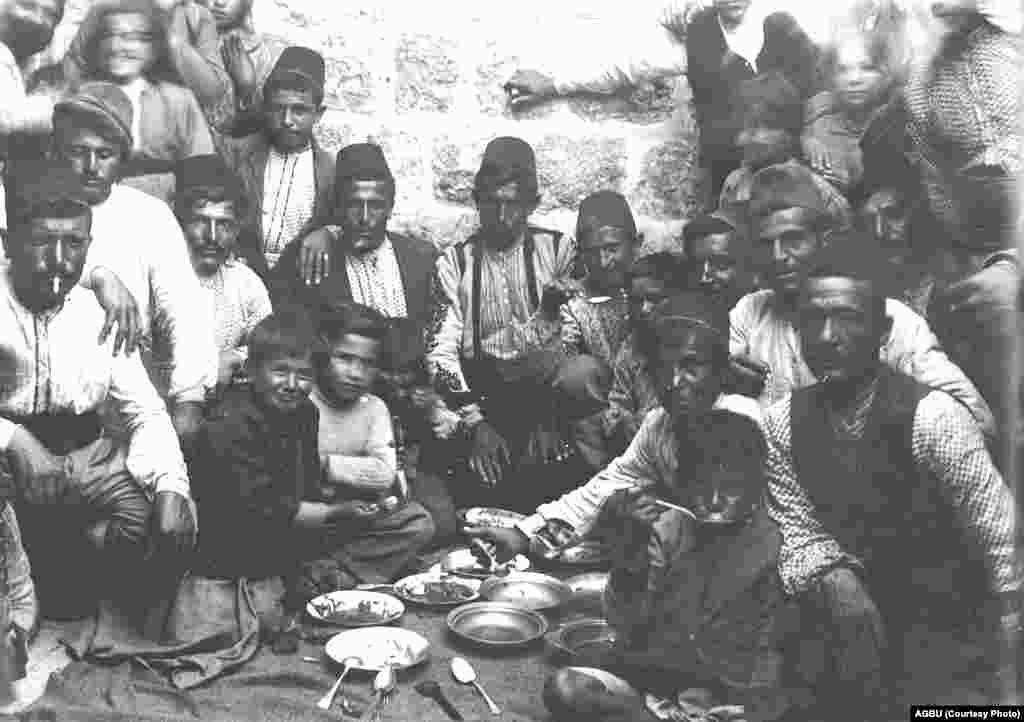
392 572 481 607
437 547 531 578
460 507 527 529
324 627 430 671
306 590 404 627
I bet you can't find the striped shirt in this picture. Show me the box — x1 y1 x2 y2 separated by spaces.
262 146 316 267
429 228 576 394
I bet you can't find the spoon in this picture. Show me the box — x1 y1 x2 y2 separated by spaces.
316 655 360 710
451 657 500 715
414 680 463 720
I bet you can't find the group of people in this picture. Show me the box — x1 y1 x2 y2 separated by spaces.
0 0 1020 718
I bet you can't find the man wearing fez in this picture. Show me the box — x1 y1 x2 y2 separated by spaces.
49 81 216 447
728 161 993 436
429 137 607 510
271 142 459 538
223 46 335 275
0 159 195 619
764 234 1020 716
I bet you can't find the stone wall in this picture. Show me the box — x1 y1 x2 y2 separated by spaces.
53 0 844 254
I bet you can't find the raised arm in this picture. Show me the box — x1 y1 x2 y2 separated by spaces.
164 2 234 130
504 1 693 106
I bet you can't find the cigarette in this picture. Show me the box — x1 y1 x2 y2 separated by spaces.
51 276 60 296
653 498 697 519
302 656 320 664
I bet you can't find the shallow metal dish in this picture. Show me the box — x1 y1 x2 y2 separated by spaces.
458 507 527 529
324 627 430 671
439 547 531 579
306 590 404 627
547 618 618 660
478 572 573 612
392 572 481 607
446 602 549 649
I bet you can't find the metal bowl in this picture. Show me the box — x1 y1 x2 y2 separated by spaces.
446 602 549 649
547 618 618 661
478 572 573 612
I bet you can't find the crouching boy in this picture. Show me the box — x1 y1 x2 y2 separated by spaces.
295 301 435 599
544 409 803 722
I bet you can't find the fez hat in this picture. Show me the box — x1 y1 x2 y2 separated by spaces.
174 154 246 206
576 190 637 242
335 143 395 187
474 136 538 196
54 81 134 150
266 46 326 95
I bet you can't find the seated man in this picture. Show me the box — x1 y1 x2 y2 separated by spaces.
0 503 38 690
557 190 638 471
681 207 749 310
560 190 636 366
729 162 994 437
51 81 217 447
0 159 194 620
545 410 799 722
271 142 457 542
173 154 271 391
296 301 435 596
428 137 599 511
604 252 687 452
765 235 1020 717
466 291 761 577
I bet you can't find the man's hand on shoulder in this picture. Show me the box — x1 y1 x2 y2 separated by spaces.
90 267 142 356
299 226 337 286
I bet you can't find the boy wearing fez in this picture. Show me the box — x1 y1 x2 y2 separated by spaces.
222 46 336 275
545 410 801 722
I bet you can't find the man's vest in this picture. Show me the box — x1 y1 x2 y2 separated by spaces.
790 369 986 614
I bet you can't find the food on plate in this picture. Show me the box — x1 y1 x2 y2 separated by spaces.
402 580 476 604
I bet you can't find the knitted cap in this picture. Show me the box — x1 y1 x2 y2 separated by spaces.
335 143 394 186
53 81 133 149
6 159 92 229
748 162 830 220
576 190 637 241
266 46 325 94
474 136 537 196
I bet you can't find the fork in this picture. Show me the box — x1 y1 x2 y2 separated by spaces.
362 665 396 722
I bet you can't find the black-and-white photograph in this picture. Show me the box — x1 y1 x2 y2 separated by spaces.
0 0 1020 719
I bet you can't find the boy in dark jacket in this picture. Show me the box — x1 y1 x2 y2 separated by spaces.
544 410 804 722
